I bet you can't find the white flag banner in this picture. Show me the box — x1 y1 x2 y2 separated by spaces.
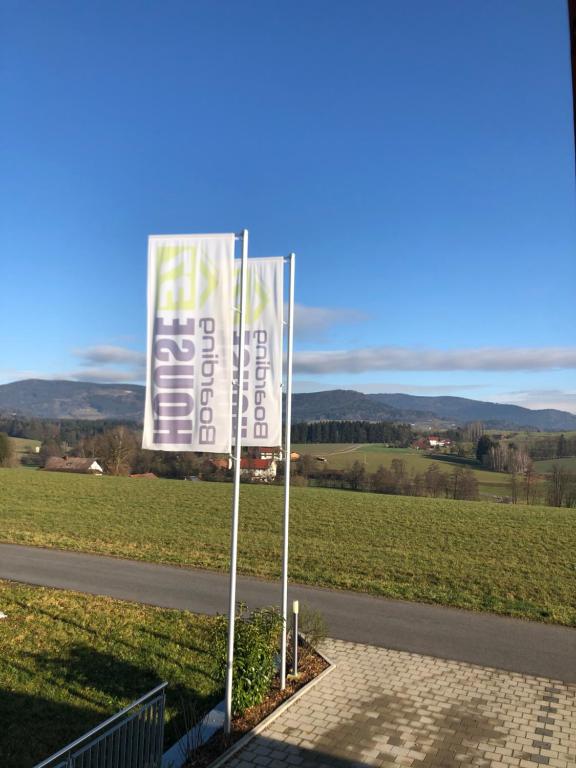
143 234 235 453
233 257 284 447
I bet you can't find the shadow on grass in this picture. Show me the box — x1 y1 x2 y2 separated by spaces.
140 625 213 657
1 643 218 768
426 453 481 469
0 689 101 768
14 601 218 677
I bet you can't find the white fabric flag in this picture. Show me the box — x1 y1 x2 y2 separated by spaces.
233 257 284 447
143 234 235 453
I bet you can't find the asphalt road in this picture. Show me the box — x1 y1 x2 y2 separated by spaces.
1 543 574 683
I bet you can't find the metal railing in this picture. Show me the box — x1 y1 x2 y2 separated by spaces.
34 682 167 768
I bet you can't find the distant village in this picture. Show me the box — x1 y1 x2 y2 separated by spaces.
42 447 297 483
42 437 455 483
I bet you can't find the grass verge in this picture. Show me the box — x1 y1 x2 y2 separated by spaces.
0 580 220 768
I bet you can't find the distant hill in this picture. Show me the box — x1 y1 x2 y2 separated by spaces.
1 380 575 431
0 380 144 421
291 390 576 431
365 393 576 431
288 389 405 422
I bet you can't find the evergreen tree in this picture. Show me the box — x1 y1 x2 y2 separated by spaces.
475 435 493 464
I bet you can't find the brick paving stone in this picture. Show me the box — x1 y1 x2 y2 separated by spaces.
222 639 576 768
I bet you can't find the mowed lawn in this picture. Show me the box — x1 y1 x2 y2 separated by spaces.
0 580 219 768
292 443 515 496
0 468 575 626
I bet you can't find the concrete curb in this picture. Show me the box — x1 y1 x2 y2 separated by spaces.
207 647 335 768
162 701 225 767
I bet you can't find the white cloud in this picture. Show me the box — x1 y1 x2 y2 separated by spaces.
293 380 342 393
54 345 148 384
293 379 488 395
73 345 146 367
64 368 144 384
293 304 368 340
351 382 488 394
0 367 46 385
490 390 576 415
294 346 576 374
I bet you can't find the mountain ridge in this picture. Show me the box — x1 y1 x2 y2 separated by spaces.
0 379 575 431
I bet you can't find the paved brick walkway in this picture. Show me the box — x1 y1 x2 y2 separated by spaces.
225 639 576 768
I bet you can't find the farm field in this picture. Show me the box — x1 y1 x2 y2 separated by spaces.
292 443 514 496
0 580 219 768
1 468 574 626
7 436 40 465
486 430 576 443
533 457 576 472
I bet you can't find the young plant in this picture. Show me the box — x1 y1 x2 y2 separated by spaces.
293 604 327 663
212 603 283 716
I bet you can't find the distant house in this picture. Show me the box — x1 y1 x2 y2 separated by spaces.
44 456 103 475
413 437 451 450
203 450 281 481
429 437 451 448
240 458 277 482
257 447 283 461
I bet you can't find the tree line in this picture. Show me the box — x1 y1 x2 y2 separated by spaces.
71 426 207 478
291 420 414 446
475 436 531 473
0 415 139 446
525 433 576 460
288 457 479 501
3 416 575 507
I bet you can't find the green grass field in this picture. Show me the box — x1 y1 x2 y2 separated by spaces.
533 457 576 472
0 580 219 768
292 443 515 496
1 468 574 626
7 437 41 466
486 430 576 443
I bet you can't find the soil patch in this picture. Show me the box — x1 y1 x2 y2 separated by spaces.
186 648 329 768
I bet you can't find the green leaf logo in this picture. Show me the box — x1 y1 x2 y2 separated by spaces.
235 267 269 323
156 245 219 311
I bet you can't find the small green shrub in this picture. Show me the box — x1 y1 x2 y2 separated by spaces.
212 603 283 716
298 604 327 658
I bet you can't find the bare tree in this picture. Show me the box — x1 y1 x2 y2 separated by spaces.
96 427 138 475
425 464 447 497
372 464 394 494
448 466 478 500
547 464 569 507
509 472 518 504
523 461 536 505
345 460 366 491
0 433 14 467
465 421 484 442
298 454 315 479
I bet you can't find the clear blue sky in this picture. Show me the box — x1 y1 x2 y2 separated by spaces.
1 0 575 412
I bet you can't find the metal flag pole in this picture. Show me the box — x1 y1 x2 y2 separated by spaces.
224 228 249 735
280 252 295 689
